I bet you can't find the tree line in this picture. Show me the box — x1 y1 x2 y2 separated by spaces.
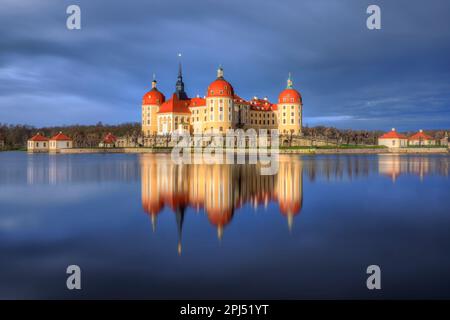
0 122 448 150
0 122 141 149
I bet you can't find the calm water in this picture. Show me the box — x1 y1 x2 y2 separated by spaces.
0 151 449 299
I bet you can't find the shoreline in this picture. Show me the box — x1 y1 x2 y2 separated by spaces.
28 147 449 155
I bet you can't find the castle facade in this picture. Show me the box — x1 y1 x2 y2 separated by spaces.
141 65 303 136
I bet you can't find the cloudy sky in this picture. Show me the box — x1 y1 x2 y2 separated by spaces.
0 0 449 130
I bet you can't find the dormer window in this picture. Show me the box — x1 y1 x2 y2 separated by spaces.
220 90 223 94
211 90 214 95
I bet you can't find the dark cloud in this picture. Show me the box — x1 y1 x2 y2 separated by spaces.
0 0 449 130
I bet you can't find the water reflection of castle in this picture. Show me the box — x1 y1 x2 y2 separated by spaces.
140 155 303 254
378 155 449 181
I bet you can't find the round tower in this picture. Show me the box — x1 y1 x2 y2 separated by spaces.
277 73 302 135
142 75 165 136
205 66 235 133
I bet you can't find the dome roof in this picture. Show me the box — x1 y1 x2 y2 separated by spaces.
206 66 234 98
278 73 302 104
142 88 165 105
207 79 234 98
278 88 302 104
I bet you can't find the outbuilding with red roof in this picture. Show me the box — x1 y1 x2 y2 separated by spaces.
49 132 73 152
27 133 49 152
378 128 408 148
99 132 118 148
408 129 436 146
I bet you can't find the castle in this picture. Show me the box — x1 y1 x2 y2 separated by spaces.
141 65 303 136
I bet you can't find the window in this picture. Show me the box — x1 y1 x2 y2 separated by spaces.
291 119 294 124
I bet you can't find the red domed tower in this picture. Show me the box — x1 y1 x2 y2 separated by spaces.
277 73 302 135
142 76 165 136
205 66 235 133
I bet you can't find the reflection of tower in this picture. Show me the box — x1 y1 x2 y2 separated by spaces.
276 155 303 230
204 164 235 240
141 155 163 231
175 206 186 255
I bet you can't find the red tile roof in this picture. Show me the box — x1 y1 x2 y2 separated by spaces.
29 133 49 141
158 94 191 114
207 78 234 98
379 129 407 139
50 132 72 141
142 88 165 105
409 130 433 141
233 95 277 111
189 96 206 107
103 133 117 144
278 88 302 104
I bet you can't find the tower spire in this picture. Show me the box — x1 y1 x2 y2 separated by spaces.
151 73 157 89
287 72 293 89
175 53 188 99
217 64 224 79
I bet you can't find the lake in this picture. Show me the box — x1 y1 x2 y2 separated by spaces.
0 151 449 299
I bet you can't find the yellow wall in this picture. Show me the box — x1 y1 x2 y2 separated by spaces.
142 104 159 136
277 103 302 135
378 138 408 148
27 140 49 152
